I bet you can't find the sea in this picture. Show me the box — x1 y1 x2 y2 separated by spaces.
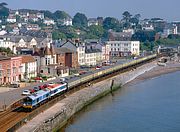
61 71 180 132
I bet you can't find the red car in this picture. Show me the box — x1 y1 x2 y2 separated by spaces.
29 89 35 94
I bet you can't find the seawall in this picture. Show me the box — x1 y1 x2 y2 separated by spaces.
18 61 157 132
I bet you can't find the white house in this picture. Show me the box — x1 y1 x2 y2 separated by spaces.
44 18 55 25
163 24 178 37
106 41 140 57
88 18 99 27
63 18 72 26
36 12 44 20
7 15 16 23
33 45 56 74
21 55 37 79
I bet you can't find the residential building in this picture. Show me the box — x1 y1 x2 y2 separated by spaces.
62 18 73 26
106 41 140 57
88 18 99 26
0 56 22 85
56 47 78 68
26 24 41 31
7 15 16 23
33 45 56 73
142 24 154 31
40 64 69 77
123 29 135 35
28 15 39 22
44 18 55 25
108 31 132 41
163 24 178 37
36 12 44 20
21 55 37 79
85 49 102 66
0 35 52 54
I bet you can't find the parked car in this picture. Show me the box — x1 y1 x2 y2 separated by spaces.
33 86 40 92
10 82 20 88
60 77 68 82
48 82 55 85
29 89 35 94
96 66 102 70
22 90 31 96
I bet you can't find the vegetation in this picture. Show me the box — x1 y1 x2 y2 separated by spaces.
72 13 88 28
0 2 9 19
0 47 14 55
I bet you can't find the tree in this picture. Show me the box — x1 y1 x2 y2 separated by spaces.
103 17 121 31
53 10 71 20
0 2 9 19
88 25 104 38
122 11 132 22
134 14 141 21
72 13 88 27
52 31 66 40
40 10 54 19
132 30 156 42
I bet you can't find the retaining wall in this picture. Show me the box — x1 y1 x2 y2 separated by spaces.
18 61 156 132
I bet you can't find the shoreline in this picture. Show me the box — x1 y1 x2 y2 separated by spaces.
126 61 180 87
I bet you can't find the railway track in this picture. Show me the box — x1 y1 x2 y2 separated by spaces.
0 57 157 131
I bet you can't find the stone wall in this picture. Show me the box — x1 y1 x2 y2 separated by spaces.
18 61 156 132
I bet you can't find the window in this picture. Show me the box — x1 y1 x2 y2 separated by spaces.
45 58 48 65
48 68 50 74
41 70 43 73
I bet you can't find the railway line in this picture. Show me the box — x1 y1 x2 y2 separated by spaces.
0 54 157 131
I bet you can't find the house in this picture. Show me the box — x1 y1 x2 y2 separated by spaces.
36 12 44 20
26 24 41 31
60 40 103 66
59 40 86 66
33 45 56 74
122 29 135 35
0 34 51 53
85 48 102 66
0 55 22 85
163 24 178 37
142 24 154 31
7 15 16 23
44 18 55 25
28 15 39 22
21 55 37 79
41 64 69 77
108 31 132 41
62 18 72 26
106 41 140 57
55 47 78 68
88 18 99 26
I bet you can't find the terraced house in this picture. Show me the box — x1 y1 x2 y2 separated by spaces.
0 56 22 85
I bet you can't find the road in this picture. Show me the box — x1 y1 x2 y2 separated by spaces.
0 59 132 110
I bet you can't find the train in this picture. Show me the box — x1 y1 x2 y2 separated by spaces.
23 54 157 110
23 82 67 109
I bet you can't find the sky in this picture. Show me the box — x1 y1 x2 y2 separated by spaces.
3 0 180 21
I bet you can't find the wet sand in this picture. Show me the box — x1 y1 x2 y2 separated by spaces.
127 61 180 86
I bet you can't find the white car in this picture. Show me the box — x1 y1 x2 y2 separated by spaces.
22 90 31 96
